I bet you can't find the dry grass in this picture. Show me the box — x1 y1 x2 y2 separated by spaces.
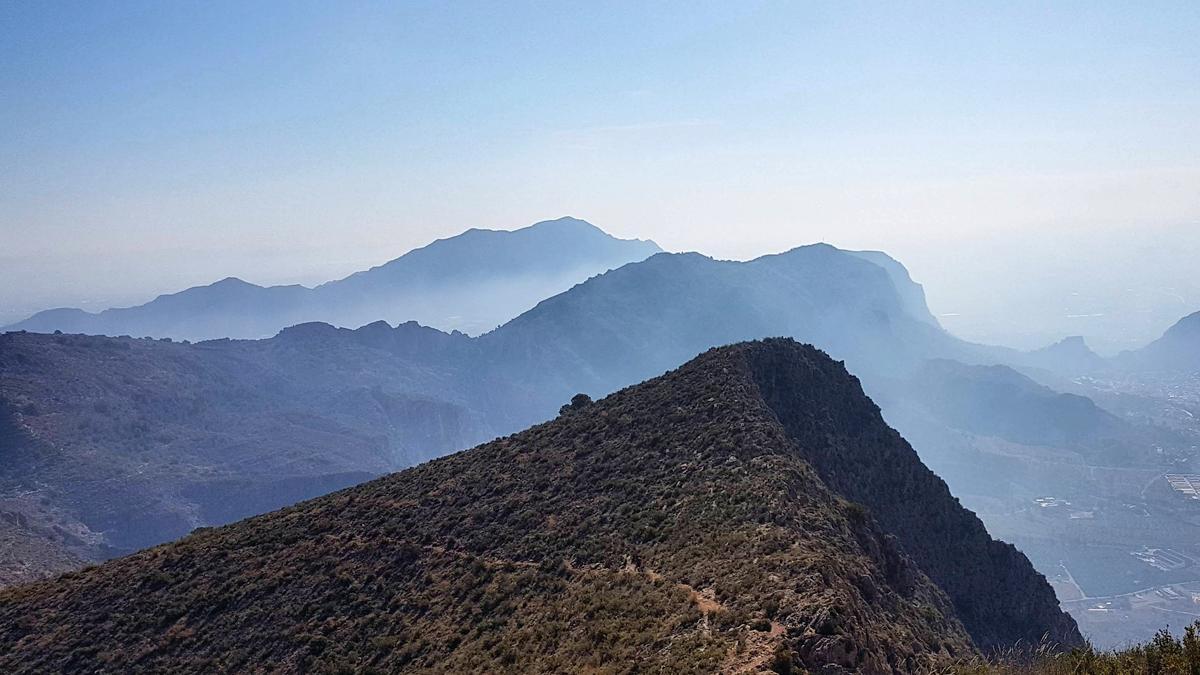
939 622 1200 674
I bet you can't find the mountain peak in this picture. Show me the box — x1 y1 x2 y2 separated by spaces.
528 215 597 229
0 338 1077 672
6 218 662 340
1039 335 1101 357
451 216 652 245
210 276 255 288
448 216 603 241
1022 334 1108 376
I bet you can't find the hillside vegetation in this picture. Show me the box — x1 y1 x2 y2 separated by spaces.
0 242 972 583
0 340 1079 673
3 241 1161 600
0 324 494 578
952 622 1200 674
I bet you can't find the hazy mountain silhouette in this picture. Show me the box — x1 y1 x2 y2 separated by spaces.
844 248 941 327
1117 310 1200 373
1005 310 1200 380
1022 335 1108 376
900 359 1133 460
5 217 661 341
476 244 973 421
0 325 500 584
0 340 1079 673
0 240 1123 586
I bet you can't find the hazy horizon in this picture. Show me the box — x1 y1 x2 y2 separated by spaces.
5 3 1200 656
3 217 1197 354
3 2 1198 351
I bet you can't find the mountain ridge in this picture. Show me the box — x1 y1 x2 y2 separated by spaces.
5 217 661 340
0 241 1095 587
0 339 1079 673
1116 309 1200 372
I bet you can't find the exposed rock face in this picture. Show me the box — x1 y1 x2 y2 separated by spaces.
0 340 1077 673
742 345 1082 650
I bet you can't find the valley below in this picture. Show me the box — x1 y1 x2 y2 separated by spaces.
0 218 1196 664
6 3 1198 668
927 370 1200 648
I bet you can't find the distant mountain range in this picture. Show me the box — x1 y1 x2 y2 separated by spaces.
1022 335 1110 376
899 359 1161 463
0 340 1080 672
1000 309 1199 381
1 217 1194 657
3 236 1164 592
1116 310 1200 373
476 243 979 399
0 241 980 583
0 323 495 584
4 217 661 340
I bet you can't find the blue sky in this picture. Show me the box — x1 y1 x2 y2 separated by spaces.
2 1 1198 348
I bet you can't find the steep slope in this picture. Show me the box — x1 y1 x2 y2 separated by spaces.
903 360 1132 460
0 340 1078 673
0 403 94 586
1022 336 1108 377
742 348 1080 649
1118 310 1200 373
5 217 661 340
477 244 997 431
843 249 941 328
0 242 1095 586
0 325 498 574
4 243 951 584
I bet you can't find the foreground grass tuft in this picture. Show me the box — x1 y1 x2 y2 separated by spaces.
948 621 1200 674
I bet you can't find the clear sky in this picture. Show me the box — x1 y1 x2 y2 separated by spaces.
2 1 1198 350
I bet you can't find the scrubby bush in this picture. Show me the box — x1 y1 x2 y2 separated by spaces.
955 622 1200 674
